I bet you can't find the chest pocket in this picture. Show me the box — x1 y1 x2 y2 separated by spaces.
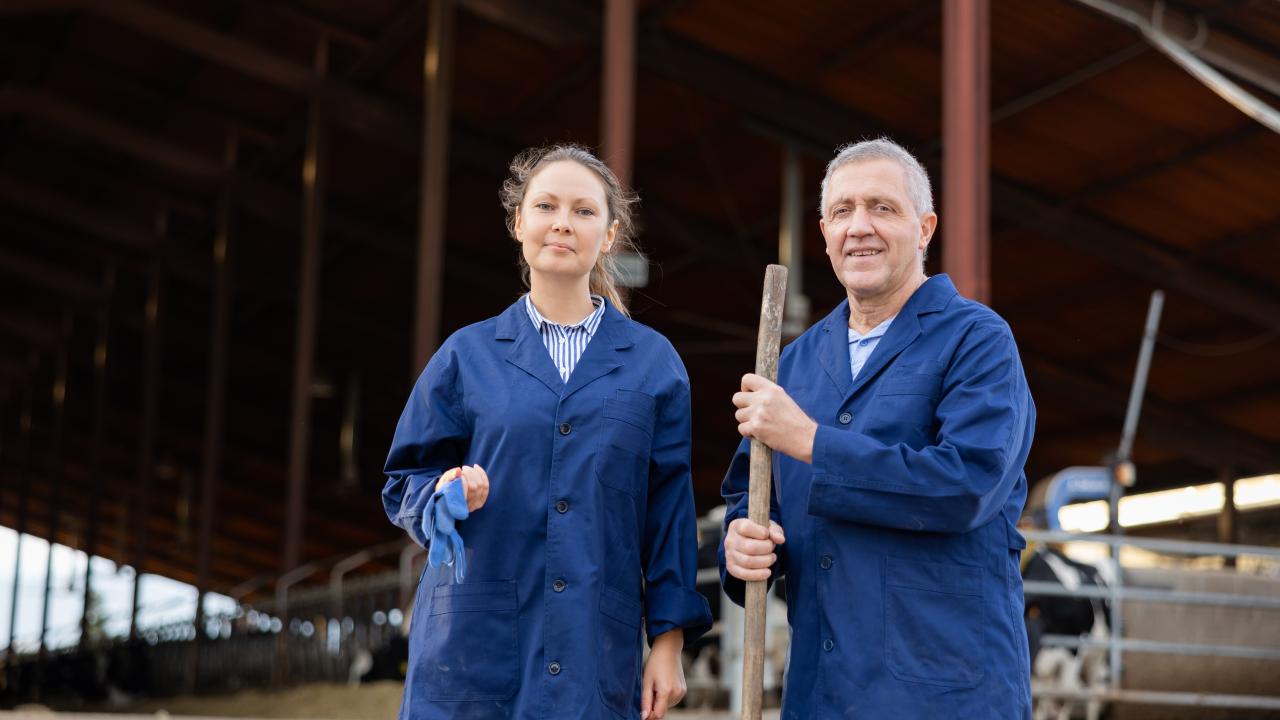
867 364 943 432
595 389 656 497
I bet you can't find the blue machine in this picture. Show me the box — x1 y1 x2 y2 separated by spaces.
1042 466 1114 531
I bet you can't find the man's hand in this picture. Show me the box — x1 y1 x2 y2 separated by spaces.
732 373 818 462
723 517 786 582
435 465 490 513
641 629 686 719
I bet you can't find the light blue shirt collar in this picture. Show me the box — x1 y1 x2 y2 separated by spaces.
847 314 897 382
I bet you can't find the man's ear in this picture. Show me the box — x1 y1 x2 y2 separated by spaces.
918 212 937 251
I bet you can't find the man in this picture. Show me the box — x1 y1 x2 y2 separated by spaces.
720 138 1035 718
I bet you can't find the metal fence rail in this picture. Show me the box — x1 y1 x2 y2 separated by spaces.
1022 528 1280 713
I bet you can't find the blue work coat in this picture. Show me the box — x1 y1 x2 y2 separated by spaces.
720 275 1035 719
384 297 711 720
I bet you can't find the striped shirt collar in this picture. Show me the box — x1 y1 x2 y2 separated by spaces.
524 293 606 336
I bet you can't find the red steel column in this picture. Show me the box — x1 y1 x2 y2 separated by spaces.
942 0 990 304
413 0 455 376
602 0 636 186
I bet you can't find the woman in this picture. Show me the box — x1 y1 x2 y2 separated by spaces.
383 145 711 720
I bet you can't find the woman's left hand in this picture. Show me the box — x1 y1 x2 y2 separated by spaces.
640 629 686 720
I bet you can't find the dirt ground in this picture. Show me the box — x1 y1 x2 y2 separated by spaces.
2 683 779 719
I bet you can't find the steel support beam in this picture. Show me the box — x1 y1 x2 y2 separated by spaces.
4 368 36 660
77 267 114 650
192 134 237 687
129 212 166 640
779 144 809 337
1218 468 1237 567
942 0 990 303
413 0 455 375
34 312 71 695
284 40 329 574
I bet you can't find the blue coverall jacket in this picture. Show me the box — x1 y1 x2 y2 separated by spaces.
720 275 1035 719
384 297 712 720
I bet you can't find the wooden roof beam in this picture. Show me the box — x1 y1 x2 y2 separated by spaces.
0 86 227 184
1025 354 1280 473
0 247 105 305
992 180 1280 332
87 0 415 146
0 172 156 251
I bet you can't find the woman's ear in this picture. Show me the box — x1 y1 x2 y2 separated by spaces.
513 210 524 242
604 219 619 253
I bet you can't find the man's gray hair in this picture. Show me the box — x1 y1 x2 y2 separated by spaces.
818 137 934 219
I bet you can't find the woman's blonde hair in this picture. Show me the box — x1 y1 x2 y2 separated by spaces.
500 144 642 315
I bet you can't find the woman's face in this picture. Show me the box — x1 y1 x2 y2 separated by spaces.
515 160 617 285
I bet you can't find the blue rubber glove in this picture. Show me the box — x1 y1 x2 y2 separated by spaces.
421 479 469 582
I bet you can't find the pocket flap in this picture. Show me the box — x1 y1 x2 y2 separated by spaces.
604 390 656 434
599 586 642 629
886 557 982 597
431 580 518 614
879 374 943 398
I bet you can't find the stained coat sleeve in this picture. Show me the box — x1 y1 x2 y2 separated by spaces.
382 344 471 547
807 325 1034 534
641 351 713 644
718 436 786 608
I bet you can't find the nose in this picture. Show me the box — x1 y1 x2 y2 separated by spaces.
551 208 573 234
847 205 874 237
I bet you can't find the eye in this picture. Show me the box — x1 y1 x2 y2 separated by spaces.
875 203 894 213
534 202 553 211
576 207 596 217
832 206 849 218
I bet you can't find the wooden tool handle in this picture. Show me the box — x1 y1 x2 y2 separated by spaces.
741 264 788 720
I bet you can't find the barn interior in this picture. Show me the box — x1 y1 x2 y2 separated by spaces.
1 0 1278 714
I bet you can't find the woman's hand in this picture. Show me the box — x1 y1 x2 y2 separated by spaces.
641 629 686 720
435 464 490 513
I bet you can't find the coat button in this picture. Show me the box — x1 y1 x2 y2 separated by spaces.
553 579 567 593
558 422 572 435
548 661 562 675
823 639 834 652
838 412 852 425
555 500 569 514
820 556 833 570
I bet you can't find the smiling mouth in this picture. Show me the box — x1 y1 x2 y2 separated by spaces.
845 249 882 257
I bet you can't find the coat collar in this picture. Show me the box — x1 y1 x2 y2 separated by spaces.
495 295 634 397
817 274 958 400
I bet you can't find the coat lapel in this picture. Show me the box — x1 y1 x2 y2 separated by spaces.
562 301 629 400
818 300 853 398
845 311 922 398
837 274 959 400
496 298 564 395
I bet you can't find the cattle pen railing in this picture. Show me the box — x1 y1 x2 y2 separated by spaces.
1021 529 1280 713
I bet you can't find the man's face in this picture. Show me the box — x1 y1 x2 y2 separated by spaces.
819 158 936 304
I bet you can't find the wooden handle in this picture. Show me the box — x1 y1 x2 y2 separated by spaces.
741 264 787 720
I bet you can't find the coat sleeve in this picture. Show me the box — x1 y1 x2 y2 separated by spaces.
718 436 787 608
640 351 713 645
382 344 471 547
807 324 1034 534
